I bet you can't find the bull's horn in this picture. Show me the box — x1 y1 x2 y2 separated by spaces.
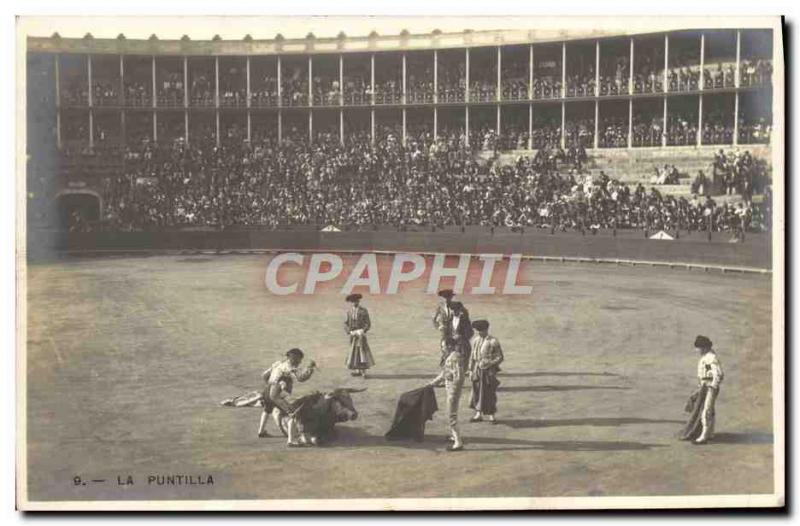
341 387 367 393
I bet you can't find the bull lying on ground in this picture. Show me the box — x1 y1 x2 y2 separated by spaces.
277 388 366 445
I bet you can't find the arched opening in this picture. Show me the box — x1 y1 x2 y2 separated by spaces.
56 191 101 231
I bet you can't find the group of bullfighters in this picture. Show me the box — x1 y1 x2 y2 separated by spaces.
252 289 503 450
253 290 723 449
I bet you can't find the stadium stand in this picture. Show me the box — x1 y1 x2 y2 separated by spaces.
26 27 774 238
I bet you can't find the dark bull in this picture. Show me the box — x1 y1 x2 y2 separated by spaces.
278 388 366 445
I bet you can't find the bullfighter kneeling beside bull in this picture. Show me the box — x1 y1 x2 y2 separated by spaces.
257 347 317 447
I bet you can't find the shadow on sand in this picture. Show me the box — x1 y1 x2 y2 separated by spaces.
369 372 621 380
498 385 630 393
498 372 621 378
326 427 665 452
709 432 773 445
367 373 433 380
499 417 684 429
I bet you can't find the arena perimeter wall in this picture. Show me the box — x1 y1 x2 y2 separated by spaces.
29 228 772 271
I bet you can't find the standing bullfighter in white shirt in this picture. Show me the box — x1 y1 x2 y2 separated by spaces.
680 335 724 444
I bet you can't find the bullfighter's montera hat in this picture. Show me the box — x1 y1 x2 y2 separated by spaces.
694 335 712 350
437 289 455 299
286 348 305 360
345 293 363 303
472 319 490 332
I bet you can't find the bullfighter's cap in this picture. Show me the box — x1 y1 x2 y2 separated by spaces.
472 320 490 332
694 335 712 350
286 348 305 360
438 289 455 299
450 301 464 312
345 293 363 303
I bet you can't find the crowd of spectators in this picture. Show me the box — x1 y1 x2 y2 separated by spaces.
281 76 309 106
251 77 279 106
124 81 150 107
632 116 664 147
343 76 373 105
501 60 529 101
157 72 185 107
738 117 772 144
220 83 247 107
633 57 665 94
598 117 628 148
666 113 699 146
69 127 769 235
55 57 772 110
599 56 630 96
668 66 701 92
91 81 119 105
374 78 403 105
710 148 770 199
532 77 562 99
312 77 341 106
703 63 737 90
566 68 596 98
438 65 467 103
739 59 773 87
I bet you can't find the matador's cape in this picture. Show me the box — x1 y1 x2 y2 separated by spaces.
385 385 438 442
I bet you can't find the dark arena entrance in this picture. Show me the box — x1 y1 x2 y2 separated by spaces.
56 192 101 231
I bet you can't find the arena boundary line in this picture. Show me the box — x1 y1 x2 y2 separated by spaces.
55 247 772 276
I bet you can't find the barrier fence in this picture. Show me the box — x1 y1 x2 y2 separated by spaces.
28 226 773 272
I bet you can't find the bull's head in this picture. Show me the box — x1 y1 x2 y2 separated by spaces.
325 388 366 423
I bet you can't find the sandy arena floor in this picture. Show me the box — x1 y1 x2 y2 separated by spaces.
24 254 773 501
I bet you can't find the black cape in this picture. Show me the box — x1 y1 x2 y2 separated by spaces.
385 386 438 442
679 385 714 441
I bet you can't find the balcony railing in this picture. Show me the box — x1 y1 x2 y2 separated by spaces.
469 87 497 102
702 68 737 90
666 127 698 146
739 60 773 88
251 92 279 107
598 79 627 96
738 125 771 144
702 126 735 145
189 95 215 108
343 91 373 105
501 84 529 101
157 93 185 108
667 70 701 93
312 91 342 106
220 92 248 107
405 90 434 104
598 130 629 148
436 88 465 103
282 92 309 107
374 91 403 105
531 82 561 100
632 76 664 94
632 127 663 147
93 94 123 106
565 82 595 98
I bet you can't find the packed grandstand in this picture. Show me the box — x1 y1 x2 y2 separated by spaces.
25 27 774 236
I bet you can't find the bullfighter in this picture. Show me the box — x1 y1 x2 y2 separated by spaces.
468 319 504 424
345 293 375 378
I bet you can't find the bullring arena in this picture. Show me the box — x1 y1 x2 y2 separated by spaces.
21 20 780 507
25 250 773 501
